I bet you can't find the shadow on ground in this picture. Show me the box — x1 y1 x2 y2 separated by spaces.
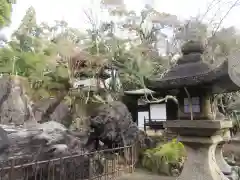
117 169 175 180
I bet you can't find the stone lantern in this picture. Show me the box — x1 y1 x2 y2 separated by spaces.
144 40 240 180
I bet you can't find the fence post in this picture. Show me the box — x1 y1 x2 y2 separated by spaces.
9 159 15 180
154 119 157 133
144 117 146 132
130 145 134 173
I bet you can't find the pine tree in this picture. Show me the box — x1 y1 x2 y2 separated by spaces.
0 0 15 28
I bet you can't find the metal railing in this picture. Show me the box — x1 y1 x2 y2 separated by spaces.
0 145 137 180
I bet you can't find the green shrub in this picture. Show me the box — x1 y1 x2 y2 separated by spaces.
141 139 186 176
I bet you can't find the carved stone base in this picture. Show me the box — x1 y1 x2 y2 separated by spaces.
216 142 232 175
163 120 232 180
178 135 228 180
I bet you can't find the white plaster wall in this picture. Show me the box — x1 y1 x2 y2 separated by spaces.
150 104 166 121
138 111 149 130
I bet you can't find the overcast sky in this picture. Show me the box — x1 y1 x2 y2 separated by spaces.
1 0 240 39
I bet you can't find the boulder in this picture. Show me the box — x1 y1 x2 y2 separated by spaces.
0 121 103 180
0 76 30 125
33 98 72 127
3 121 87 159
0 75 71 126
86 101 152 149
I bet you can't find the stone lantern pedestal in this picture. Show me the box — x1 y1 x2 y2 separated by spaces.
216 142 232 176
215 130 233 179
164 120 232 180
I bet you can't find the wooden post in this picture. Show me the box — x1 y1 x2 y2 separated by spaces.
144 116 146 132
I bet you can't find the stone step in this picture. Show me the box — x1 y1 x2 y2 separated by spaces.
164 129 178 142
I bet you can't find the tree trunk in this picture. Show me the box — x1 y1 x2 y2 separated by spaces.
39 91 68 123
71 97 89 134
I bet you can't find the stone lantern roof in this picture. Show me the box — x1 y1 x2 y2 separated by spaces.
144 40 239 94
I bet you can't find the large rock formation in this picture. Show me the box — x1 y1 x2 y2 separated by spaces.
0 121 103 180
0 76 152 179
33 98 72 127
85 101 152 149
0 95 155 180
0 76 30 125
0 76 71 126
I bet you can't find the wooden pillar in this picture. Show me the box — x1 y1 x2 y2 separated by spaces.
122 95 138 123
70 89 90 134
201 95 212 120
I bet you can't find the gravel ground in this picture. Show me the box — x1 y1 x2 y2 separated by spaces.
117 169 175 180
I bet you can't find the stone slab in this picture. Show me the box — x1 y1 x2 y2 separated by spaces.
163 120 232 137
178 134 223 144
163 120 232 129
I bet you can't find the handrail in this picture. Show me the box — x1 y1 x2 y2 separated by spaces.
144 119 166 121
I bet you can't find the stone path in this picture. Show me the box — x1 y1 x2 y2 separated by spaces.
117 169 175 180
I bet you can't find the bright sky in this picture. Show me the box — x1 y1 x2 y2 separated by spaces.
2 0 240 39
